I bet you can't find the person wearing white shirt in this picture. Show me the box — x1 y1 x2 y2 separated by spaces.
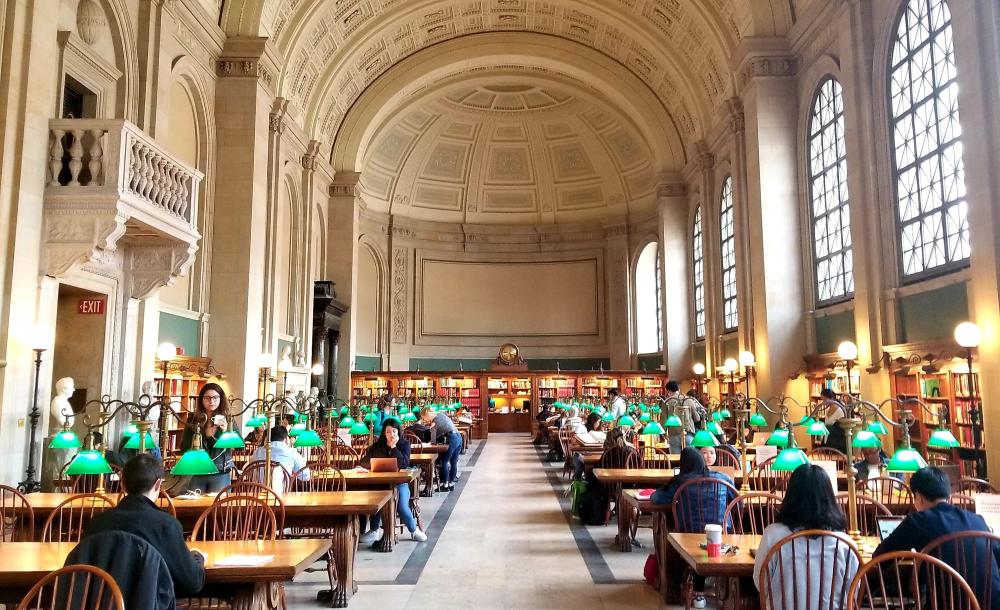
251 426 309 492
820 388 848 453
607 389 627 421
664 381 707 452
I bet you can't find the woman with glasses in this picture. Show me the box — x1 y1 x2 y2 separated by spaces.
181 383 234 493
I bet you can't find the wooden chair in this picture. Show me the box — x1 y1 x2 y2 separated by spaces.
835 492 891 536
40 493 115 543
17 564 124 610
758 529 862 610
710 448 741 469
191 495 278 542
723 492 782 535
403 429 424 445
327 444 361 470
923 531 1000 610
557 427 574 479
113 490 176 518
949 493 977 512
350 434 372 453
292 463 346 492
859 477 912 513
598 446 641 526
0 485 34 541
237 460 293 494
807 447 849 471
642 446 673 469
215 482 286 532
747 456 792 493
671 476 739 534
847 550 981 610
955 477 998 494
70 464 123 495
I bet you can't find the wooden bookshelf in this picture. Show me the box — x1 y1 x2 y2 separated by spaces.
623 374 665 397
396 375 436 400
351 374 391 400
580 375 620 399
153 355 221 454
438 374 484 437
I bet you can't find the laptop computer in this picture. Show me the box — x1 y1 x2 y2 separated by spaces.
370 457 400 473
876 516 905 541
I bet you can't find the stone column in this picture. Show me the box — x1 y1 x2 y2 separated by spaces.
657 181 691 377
328 174 360 398
206 38 279 400
694 144 721 392
737 40 808 399
950 0 1000 477
136 0 168 135
605 228 632 370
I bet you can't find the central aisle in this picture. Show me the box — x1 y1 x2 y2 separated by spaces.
288 433 671 609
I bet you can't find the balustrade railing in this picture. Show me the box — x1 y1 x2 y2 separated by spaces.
46 119 200 230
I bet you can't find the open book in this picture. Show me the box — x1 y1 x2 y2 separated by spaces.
214 555 274 567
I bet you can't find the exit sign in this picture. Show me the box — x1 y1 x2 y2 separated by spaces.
78 298 105 315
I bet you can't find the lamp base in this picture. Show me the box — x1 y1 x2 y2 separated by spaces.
16 478 39 494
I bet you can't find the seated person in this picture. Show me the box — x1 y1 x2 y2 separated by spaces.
251 425 310 488
874 466 1000 604
854 446 901 481
652 447 736 608
698 445 718 467
753 464 859 609
454 406 474 425
570 413 607 480
358 418 426 543
83 454 205 601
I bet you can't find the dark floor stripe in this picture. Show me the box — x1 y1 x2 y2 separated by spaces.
358 439 488 586
532 442 618 584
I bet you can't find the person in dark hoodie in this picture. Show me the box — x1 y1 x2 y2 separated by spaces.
83 454 205 598
357 418 427 544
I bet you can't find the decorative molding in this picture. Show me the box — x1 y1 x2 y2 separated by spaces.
390 247 407 344
301 140 321 171
215 58 274 89
128 242 198 299
736 55 799 91
726 97 745 134
611 244 628 339
657 182 688 199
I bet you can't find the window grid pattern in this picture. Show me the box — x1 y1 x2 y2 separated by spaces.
655 249 663 351
692 207 706 339
809 78 854 304
889 0 969 279
720 177 738 331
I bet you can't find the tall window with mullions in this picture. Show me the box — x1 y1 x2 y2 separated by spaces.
809 78 854 305
719 177 738 332
692 206 706 339
889 0 969 280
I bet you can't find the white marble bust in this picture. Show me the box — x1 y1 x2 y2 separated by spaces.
49 377 75 433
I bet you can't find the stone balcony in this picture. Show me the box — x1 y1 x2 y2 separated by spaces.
43 119 203 297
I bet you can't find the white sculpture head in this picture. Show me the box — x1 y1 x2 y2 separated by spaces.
309 387 320 398
55 377 75 398
141 380 155 396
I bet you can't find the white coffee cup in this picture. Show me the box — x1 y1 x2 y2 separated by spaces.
705 524 723 557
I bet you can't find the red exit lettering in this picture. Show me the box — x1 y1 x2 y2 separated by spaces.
78 298 105 315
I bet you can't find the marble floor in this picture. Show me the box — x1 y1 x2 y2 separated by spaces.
286 433 679 609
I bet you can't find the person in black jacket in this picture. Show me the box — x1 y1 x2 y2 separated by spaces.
358 418 427 544
84 453 206 599
180 383 233 493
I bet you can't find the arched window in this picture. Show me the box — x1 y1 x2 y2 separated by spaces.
692 206 706 339
719 177 738 331
889 0 969 279
809 78 854 304
635 242 662 353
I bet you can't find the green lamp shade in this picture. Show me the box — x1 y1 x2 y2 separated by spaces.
349 421 371 436
639 413 651 423
691 429 719 447
651 406 662 414
122 424 139 437
720 409 732 420
807 421 830 436
664 414 682 428
772 448 810 472
868 420 889 436
401 412 417 423
170 449 219 476
338 416 355 429
246 414 267 428
927 428 960 449
294 429 324 448
887 447 928 473
749 413 768 428
601 412 615 422
642 422 666 435
123 431 157 450
49 430 82 449
640 404 650 413
853 430 882 449
288 422 306 437
339 406 350 416
65 450 113 475
363 412 375 422
766 429 790 447
711 411 723 422
214 430 246 450
617 415 636 427
799 416 816 426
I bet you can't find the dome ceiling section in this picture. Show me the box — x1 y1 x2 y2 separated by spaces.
270 0 737 147
359 82 657 225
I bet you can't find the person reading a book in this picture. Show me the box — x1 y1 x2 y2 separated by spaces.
83 454 206 601
570 412 607 480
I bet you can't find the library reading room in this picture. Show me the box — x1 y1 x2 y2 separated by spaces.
2 0 1000 609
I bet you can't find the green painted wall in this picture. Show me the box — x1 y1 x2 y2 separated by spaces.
899 283 969 343
815 309 856 354
158 312 199 356
355 356 382 372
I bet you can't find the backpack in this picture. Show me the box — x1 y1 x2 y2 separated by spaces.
568 480 588 516
577 485 609 525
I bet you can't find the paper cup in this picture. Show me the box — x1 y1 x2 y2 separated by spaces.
705 524 723 557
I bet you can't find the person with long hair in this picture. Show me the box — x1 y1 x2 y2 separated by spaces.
181 383 234 493
358 418 426 544
753 464 858 609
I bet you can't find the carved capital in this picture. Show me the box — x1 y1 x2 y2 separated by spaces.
215 58 275 88
329 171 361 198
301 140 321 171
737 55 798 90
726 97 745 134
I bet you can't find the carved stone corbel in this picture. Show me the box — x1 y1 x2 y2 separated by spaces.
42 209 128 277
127 241 198 299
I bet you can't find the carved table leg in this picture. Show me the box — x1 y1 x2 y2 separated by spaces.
375 485 398 552
421 462 434 497
616 490 633 552
230 582 283 610
328 515 359 608
717 576 756 610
